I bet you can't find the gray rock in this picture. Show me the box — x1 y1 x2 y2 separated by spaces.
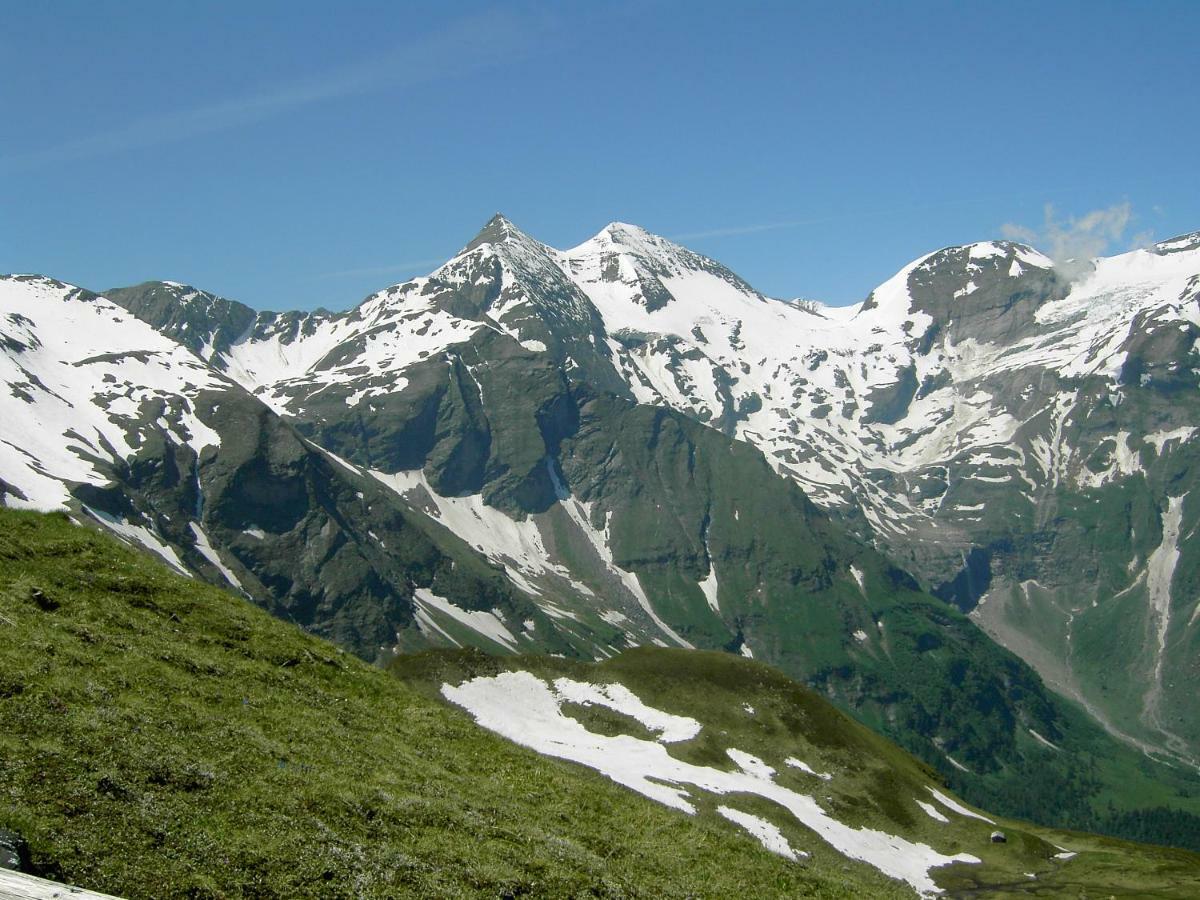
0 829 30 872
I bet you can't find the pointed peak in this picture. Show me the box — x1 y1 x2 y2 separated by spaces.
577 222 685 261
601 221 653 239
462 212 536 254
598 221 671 247
436 213 567 286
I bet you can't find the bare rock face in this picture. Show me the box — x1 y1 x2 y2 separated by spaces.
903 242 1067 346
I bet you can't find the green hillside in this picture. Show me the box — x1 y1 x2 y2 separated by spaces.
2 508 1199 898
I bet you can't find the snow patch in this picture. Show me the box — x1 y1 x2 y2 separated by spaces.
785 757 833 781
1146 495 1186 703
1028 728 1060 752
412 588 518 651
926 787 995 824
916 800 950 823
84 506 190 576
188 522 243 590
849 565 866 596
371 468 560 600
727 748 774 779
943 755 971 774
717 806 805 860
1145 427 1196 455
698 558 721 613
444 671 980 896
553 677 700 742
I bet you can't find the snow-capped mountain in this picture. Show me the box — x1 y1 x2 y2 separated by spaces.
101 218 1200 765
5 215 1200 829
0 274 567 657
565 224 1200 764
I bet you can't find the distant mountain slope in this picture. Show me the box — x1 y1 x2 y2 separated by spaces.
575 228 1200 767
560 226 1200 765
0 275 561 657
4 508 1200 898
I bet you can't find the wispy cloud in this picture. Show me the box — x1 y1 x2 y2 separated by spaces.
667 199 987 244
2 11 536 170
316 258 447 280
1001 202 1148 281
668 220 821 241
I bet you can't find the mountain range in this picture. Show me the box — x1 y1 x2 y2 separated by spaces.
4 215 1200 842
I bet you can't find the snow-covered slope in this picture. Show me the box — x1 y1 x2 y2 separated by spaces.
105 224 1200 541
563 229 1070 525
149 218 1190 543
0 273 590 662
562 226 1200 520
558 226 1200 760
109 216 618 420
0 276 227 512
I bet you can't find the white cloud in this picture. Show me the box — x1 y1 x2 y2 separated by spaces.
1001 202 1148 281
669 220 814 241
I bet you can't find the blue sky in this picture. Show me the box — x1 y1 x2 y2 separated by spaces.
2 0 1197 310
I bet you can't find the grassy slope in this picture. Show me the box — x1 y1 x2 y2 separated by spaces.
1 508 1198 898
396 648 1200 898
0 508 899 899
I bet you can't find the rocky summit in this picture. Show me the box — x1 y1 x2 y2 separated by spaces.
4 217 1200 845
